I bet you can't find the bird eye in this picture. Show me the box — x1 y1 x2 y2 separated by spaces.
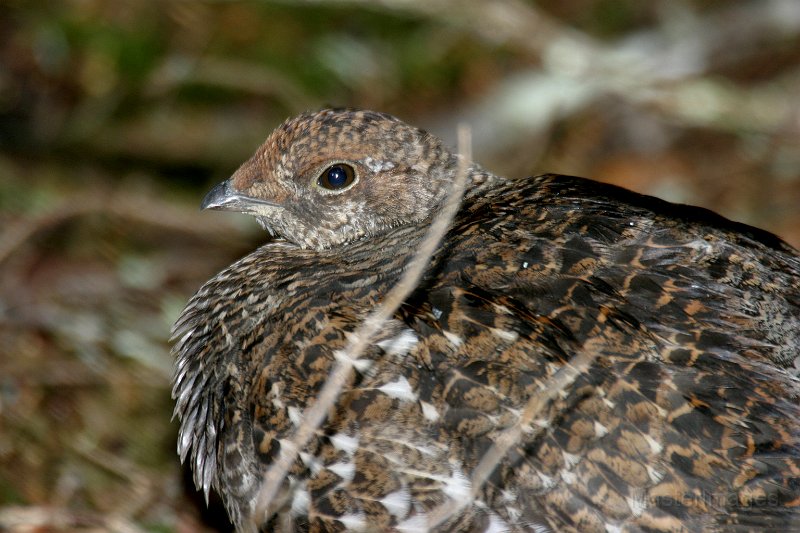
318 164 356 191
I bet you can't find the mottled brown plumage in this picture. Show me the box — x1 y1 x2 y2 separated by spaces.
172 109 800 532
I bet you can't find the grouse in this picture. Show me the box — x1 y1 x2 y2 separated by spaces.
172 109 800 532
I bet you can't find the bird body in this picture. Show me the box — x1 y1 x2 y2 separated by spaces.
172 109 800 532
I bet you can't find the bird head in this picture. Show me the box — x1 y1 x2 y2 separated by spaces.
201 109 460 250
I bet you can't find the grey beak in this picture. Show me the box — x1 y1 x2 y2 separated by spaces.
201 180 236 210
201 179 281 212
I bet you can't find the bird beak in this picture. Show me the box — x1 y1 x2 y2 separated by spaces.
201 179 281 213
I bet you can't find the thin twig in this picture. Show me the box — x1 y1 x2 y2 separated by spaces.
253 125 473 526
424 348 598 530
0 505 148 533
0 189 245 267
71 437 154 520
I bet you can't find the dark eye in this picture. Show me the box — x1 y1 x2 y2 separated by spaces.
318 164 356 191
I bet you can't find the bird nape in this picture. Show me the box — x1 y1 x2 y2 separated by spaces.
171 108 800 533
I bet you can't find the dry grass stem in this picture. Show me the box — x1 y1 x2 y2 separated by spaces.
424 347 599 530
253 125 473 526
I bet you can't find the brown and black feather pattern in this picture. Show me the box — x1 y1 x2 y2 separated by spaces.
172 109 800 532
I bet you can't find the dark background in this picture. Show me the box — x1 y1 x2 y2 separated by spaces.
1 1 799 531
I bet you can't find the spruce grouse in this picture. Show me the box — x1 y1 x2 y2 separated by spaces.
172 109 800 532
